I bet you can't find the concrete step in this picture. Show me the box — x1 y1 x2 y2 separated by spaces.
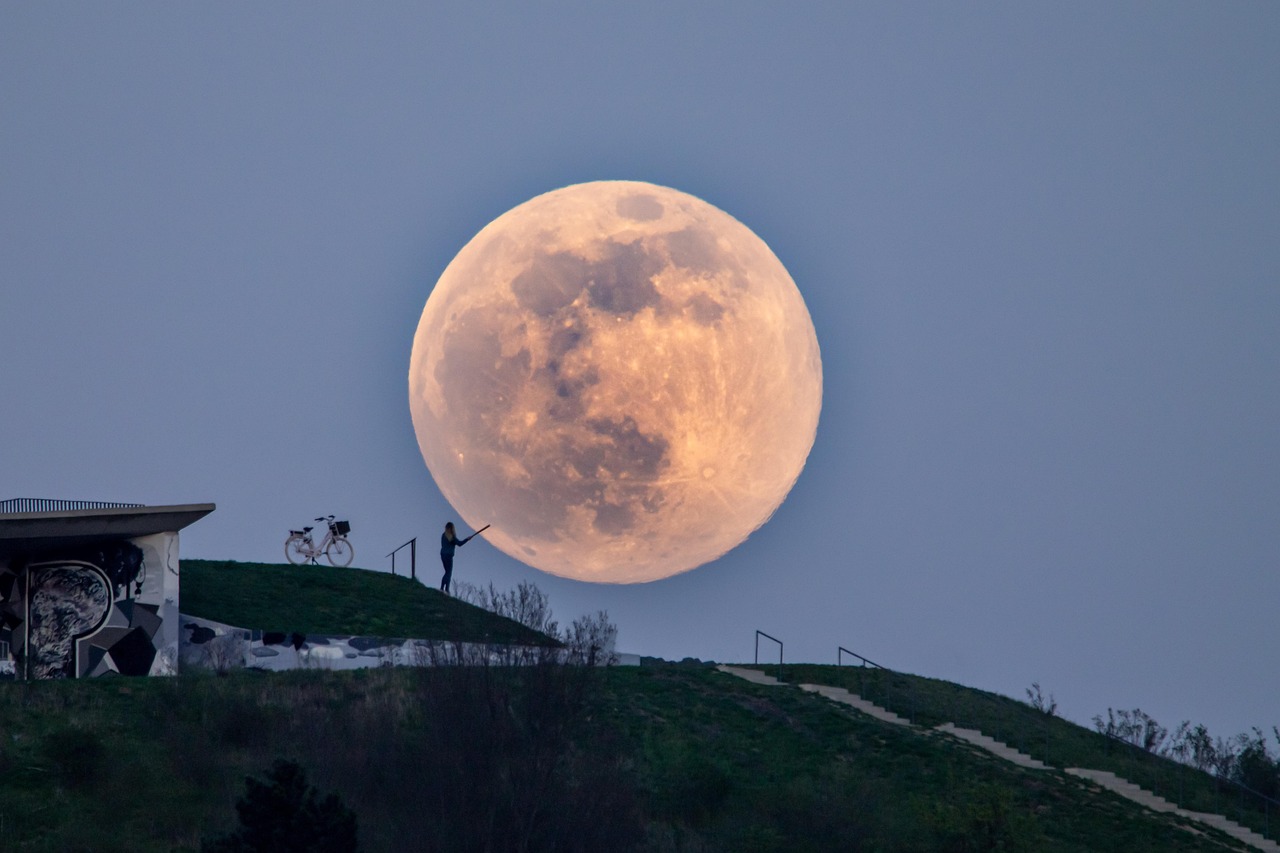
1066 768 1280 852
798 682 912 727
1065 768 1181 813
714 668 1278 852
715 664 784 686
934 722 1049 770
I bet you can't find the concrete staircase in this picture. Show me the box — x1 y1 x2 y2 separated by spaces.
1065 768 1280 853
799 682 913 727
935 721 1049 770
715 665 1278 852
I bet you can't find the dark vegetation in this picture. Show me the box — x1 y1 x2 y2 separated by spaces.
1 661 1268 852
1091 709 1280 802
2 563 1273 851
203 759 359 853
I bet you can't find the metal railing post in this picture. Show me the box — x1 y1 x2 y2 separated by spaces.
0 498 145 513
754 630 783 682
837 646 885 669
386 538 418 580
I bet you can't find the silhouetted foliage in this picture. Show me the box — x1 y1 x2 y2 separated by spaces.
1093 707 1168 753
562 610 618 666
1097 708 1280 801
1231 728 1280 798
202 759 359 853
453 579 618 666
454 580 558 637
1024 682 1057 717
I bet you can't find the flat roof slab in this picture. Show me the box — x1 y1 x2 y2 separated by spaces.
0 503 215 558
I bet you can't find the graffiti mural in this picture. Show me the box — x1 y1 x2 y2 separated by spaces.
0 533 180 680
180 614 429 672
28 562 113 679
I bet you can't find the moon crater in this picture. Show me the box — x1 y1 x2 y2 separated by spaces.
410 181 821 583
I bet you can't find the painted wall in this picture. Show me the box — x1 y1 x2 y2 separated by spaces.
0 533 180 679
179 614 421 672
178 615 640 672
180 614 507 672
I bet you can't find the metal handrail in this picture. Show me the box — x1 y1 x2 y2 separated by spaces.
0 498 144 514
1098 729 1280 835
838 646 885 669
386 538 417 580
754 630 783 682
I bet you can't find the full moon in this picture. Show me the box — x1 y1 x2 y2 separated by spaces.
409 181 821 583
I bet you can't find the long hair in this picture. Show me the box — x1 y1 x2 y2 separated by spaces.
444 521 455 541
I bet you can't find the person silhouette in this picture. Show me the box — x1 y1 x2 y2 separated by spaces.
439 522 465 594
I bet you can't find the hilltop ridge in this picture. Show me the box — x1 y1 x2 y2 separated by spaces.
180 558 556 646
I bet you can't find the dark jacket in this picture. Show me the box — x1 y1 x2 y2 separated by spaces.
440 532 463 557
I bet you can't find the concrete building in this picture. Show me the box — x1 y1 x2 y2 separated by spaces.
0 499 214 680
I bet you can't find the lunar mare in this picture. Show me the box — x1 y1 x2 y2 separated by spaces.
409 181 821 583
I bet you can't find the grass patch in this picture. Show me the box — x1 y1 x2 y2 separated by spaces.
181 559 556 645
756 663 1279 844
603 665 1252 852
0 664 1256 852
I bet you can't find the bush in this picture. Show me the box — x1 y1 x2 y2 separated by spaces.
455 580 620 667
203 759 359 853
1024 683 1056 717
1232 729 1280 799
563 610 618 666
1092 708 1167 753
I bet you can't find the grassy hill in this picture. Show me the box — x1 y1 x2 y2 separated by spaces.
1 662 1272 852
180 559 556 646
754 664 1278 849
1 562 1272 851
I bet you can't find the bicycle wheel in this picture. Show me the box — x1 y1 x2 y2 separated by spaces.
326 537 354 567
285 535 312 565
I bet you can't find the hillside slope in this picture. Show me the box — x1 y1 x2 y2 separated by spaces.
181 559 555 646
0 664 1259 852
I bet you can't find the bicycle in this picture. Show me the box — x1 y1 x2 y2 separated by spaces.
285 516 354 567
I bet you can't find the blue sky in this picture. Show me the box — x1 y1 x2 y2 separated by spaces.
3 3 1277 738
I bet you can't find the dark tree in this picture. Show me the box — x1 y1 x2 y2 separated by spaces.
203 759 359 853
1233 729 1280 799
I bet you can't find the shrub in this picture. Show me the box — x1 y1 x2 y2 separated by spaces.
455 579 620 667
1232 729 1279 799
1024 683 1057 717
202 759 359 853
205 631 248 675
563 610 619 666
1092 708 1167 753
